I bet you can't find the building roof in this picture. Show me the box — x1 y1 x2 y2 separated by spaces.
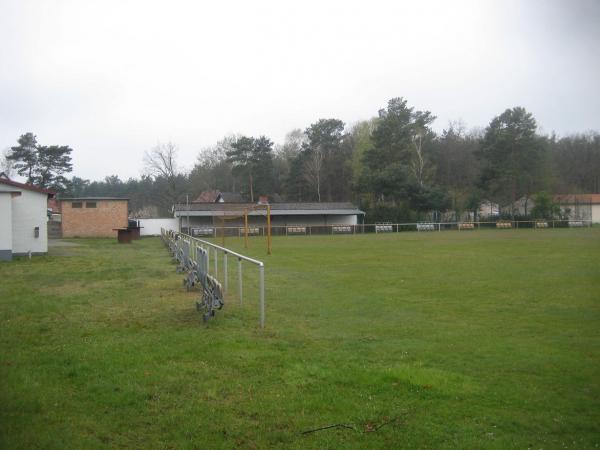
173 202 364 216
194 191 219 202
0 177 55 197
218 192 244 202
193 191 244 203
554 194 600 204
60 197 129 201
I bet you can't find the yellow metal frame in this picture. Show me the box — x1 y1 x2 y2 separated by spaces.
243 204 271 255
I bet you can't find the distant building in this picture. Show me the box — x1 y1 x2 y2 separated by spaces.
478 200 500 218
60 197 129 237
0 175 55 261
554 194 600 223
173 201 365 233
509 196 536 216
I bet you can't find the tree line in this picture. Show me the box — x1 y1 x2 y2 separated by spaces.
3 97 599 220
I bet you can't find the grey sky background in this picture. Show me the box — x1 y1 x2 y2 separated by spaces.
1 0 599 181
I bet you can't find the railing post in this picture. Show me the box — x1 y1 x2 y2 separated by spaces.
259 263 265 329
206 247 210 274
214 249 218 277
238 258 243 306
223 252 228 293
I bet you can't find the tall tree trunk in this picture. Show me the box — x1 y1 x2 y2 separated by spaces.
249 172 254 203
316 172 321 202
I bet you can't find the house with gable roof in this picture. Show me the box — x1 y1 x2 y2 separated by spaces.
0 174 55 261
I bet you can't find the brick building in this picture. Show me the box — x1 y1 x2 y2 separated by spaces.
61 197 128 237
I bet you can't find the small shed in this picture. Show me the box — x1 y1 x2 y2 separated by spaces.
60 197 129 237
0 175 55 261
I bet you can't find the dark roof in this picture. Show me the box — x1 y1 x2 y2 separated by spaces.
0 177 55 197
174 202 362 212
60 197 129 201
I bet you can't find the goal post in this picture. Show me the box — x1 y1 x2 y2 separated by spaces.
244 204 271 255
214 204 272 255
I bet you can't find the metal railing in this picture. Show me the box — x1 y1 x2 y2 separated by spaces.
181 219 593 238
161 228 266 328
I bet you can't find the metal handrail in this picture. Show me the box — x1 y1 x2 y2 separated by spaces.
165 229 266 329
185 235 265 267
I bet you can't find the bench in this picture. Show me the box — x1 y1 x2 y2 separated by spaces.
496 222 512 229
239 227 261 236
192 227 214 237
332 225 352 233
535 221 549 228
417 223 435 231
375 224 393 233
287 226 306 234
568 220 584 227
458 223 474 230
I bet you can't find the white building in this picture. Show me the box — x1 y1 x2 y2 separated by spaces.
478 200 500 218
0 175 54 261
173 201 365 233
555 194 600 223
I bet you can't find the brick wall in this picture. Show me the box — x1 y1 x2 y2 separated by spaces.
61 200 128 237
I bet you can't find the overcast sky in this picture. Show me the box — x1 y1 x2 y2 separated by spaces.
1 0 599 181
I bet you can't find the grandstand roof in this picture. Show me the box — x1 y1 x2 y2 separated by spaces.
173 202 364 216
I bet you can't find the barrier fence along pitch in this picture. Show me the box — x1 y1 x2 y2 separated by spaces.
161 228 266 329
184 219 592 238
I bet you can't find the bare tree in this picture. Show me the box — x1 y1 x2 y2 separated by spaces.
411 133 426 186
276 129 307 160
303 146 324 202
144 141 178 180
143 142 181 211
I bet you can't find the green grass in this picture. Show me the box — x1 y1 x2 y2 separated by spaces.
1 229 599 449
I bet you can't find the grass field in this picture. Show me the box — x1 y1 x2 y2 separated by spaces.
1 229 599 449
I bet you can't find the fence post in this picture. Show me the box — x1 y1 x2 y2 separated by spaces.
259 264 265 329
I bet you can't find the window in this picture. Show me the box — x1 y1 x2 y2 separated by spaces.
72 202 82 208
85 202 97 208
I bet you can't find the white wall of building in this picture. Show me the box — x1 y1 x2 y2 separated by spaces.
593 204 600 223
11 189 49 255
138 218 179 236
178 214 360 229
0 193 13 260
271 214 359 226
